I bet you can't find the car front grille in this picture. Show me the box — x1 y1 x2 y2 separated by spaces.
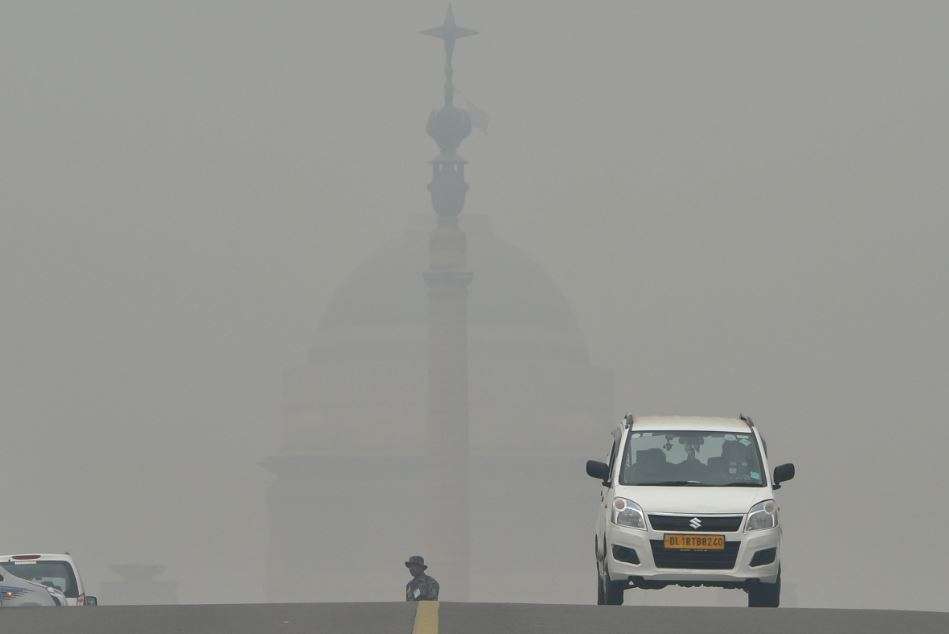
648 514 743 532
649 540 740 569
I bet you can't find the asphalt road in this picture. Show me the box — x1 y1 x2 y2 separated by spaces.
440 604 949 634
1 603 946 634
0 603 416 634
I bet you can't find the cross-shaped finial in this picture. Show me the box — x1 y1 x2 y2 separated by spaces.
422 5 477 107
420 4 477 48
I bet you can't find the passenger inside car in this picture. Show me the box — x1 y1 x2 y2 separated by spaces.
707 440 753 480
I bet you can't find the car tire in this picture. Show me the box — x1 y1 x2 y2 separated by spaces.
747 569 780 608
597 564 625 606
604 579 625 605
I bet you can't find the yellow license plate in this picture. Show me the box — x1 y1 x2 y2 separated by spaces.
663 533 726 551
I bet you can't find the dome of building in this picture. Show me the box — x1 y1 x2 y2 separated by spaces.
277 213 608 459
314 213 590 366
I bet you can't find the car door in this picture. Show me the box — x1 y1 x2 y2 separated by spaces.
595 428 621 561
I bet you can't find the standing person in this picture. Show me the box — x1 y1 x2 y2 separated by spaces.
404 556 439 601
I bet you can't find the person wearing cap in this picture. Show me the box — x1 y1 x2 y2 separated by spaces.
404 555 439 601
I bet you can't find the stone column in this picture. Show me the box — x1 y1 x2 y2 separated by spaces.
421 4 478 601
423 219 473 600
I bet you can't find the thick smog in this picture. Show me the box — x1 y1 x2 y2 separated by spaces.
1 2 947 632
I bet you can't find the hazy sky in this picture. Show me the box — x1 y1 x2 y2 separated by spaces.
2 1 947 609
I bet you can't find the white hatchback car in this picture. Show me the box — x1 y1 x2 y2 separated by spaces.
0 554 96 606
587 415 795 607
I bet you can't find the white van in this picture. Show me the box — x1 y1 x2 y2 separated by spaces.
0 553 97 606
587 415 795 607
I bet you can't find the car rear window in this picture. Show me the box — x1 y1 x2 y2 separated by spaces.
0 561 79 597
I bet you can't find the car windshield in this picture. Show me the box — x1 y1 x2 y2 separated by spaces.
0 561 79 597
618 430 766 487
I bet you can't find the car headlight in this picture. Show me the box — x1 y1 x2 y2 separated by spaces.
611 497 646 530
745 499 779 531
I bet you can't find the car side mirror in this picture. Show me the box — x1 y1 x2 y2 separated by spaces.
586 460 611 485
773 463 795 489
84 595 98 606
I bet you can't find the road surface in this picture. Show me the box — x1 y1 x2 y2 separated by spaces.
1 602 946 633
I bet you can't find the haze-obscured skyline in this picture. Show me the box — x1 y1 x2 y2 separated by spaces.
2 1 947 609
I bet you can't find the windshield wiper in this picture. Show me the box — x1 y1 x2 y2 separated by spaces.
636 480 711 487
632 480 764 487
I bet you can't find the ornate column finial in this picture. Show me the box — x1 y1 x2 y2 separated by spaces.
422 5 477 221
421 4 477 107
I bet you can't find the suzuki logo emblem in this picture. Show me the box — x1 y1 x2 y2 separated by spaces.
689 517 702 529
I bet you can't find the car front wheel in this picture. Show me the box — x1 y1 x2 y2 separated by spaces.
747 570 780 608
596 566 625 606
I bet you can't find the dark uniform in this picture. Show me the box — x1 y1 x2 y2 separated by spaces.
404 555 439 601
405 573 439 601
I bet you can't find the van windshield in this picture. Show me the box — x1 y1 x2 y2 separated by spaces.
0 561 79 597
618 430 766 487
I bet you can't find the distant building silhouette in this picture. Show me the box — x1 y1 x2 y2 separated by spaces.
262 6 611 603
100 564 178 605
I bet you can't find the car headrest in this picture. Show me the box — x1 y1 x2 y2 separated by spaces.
636 448 667 469
721 440 749 462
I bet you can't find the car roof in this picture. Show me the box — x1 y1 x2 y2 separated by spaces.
627 415 754 433
0 553 78 564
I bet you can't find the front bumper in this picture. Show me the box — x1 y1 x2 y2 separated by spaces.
605 522 781 588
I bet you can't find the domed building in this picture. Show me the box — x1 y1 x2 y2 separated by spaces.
263 8 612 604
